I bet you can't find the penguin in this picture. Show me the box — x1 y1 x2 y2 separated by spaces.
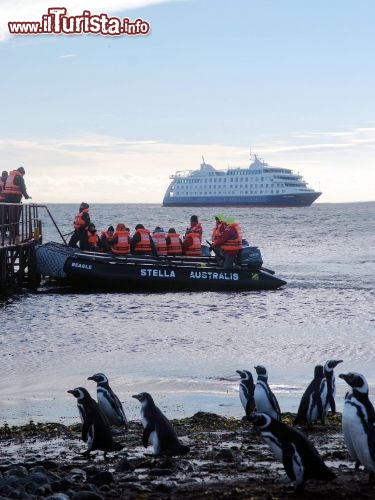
68 387 123 458
87 372 128 429
132 392 189 456
254 365 281 420
293 365 327 428
339 372 375 476
323 359 343 415
250 412 336 492
236 369 255 418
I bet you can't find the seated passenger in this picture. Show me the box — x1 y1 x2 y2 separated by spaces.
130 224 157 256
112 223 131 255
182 228 202 256
100 225 116 252
81 222 101 251
166 228 182 256
185 215 203 241
152 227 167 256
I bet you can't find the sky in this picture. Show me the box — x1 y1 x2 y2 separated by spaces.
0 0 375 203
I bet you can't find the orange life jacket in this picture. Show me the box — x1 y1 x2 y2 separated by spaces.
73 208 90 230
152 232 167 256
3 170 22 196
112 230 130 254
221 223 242 252
166 232 182 255
133 228 152 253
186 222 203 240
211 223 224 244
184 233 202 256
87 232 99 248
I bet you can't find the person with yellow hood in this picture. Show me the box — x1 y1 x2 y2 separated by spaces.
212 216 242 269
211 213 225 245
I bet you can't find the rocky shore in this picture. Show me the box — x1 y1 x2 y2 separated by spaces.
1 412 374 499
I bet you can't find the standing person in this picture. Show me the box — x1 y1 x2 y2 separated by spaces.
0 171 8 201
185 215 203 241
152 227 168 256
211 213 225 245
166 228 183 256
0 171 8 238
68 202 90 248
212 217 242 269
130 224 157 256
3 167 32 240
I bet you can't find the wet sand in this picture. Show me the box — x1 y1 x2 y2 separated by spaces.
1 412 374 499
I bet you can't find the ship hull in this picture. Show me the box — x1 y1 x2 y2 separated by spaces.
163 192 321 207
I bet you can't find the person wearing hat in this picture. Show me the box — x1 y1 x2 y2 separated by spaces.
100 225 117 252
130 224 157 256
212 216 243 269
68 202 91 248
152 226 167 256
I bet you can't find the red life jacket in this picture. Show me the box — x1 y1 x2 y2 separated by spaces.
152 232 167 256
221 223 242 252
73 208 90 230
211 222 224 244
133 228 152 253
186 222 203 240
166 232 182 255
184 233 202 256
87 232 99 248
3 170 22 196
112 230 130 254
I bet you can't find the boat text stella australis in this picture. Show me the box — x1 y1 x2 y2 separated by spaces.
163 154 321 207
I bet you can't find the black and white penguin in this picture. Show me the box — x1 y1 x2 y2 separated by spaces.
250 412 335 492
293 365 327 428
323 359 343 415
254 365 281 420
236 369 255 418
339 372 375 476
88 372 128 429
68 387 123 458
132 392 189 456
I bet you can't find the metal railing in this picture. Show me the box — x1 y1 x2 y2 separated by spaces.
0 202 41 247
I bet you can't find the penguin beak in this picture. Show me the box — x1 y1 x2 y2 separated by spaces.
67 389 77 396
335 360 343 367
339 373 350 384
236 370 244 377
132 394 141 401
87 376 95 381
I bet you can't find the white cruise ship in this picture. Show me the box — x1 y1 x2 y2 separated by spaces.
163 154 321 207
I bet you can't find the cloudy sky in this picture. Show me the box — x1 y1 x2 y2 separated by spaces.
1 0 374 203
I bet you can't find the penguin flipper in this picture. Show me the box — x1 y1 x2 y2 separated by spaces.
282 442 297 482
143 422 155 448
328 393 336 414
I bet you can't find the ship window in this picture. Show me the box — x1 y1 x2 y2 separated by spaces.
276 190 279 193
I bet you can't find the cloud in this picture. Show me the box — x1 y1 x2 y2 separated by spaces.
1 0 177 42
0 127 374 203
59 53 78 59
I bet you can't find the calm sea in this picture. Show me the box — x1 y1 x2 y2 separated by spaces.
1 202 374 425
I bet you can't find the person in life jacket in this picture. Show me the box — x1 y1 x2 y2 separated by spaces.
182 226 202 256
100 225 117 252
3 167 31 203
185 215 203 241
68 202 91 248
212 216 243 269
166 228 183 256
152 227 168 256
80 222 100 251
0 171 8 202
111 223 131 255
130 224 157 256
211 213 225 245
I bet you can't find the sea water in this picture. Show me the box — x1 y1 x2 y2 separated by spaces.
0 202 374 424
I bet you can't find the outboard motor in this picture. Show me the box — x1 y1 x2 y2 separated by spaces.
236 246 263 269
